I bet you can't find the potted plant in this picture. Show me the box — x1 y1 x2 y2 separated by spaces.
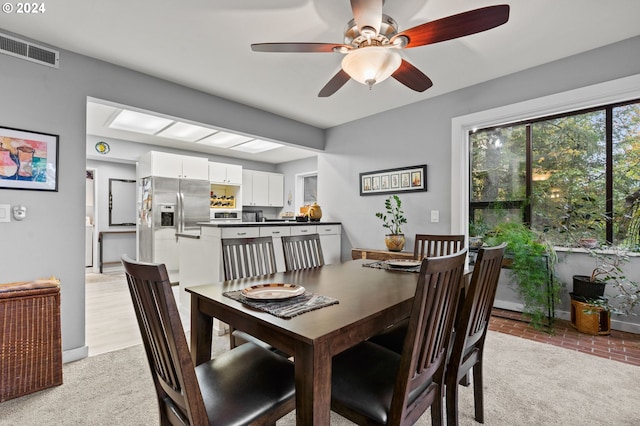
485 222 561 330
375 194 408 252
558 195 610 301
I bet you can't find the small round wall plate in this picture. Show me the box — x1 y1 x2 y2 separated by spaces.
95 141 110 154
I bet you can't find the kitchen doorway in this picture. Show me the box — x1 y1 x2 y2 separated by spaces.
86 168 96 271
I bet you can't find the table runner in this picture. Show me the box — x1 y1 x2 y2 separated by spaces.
223 290 338 318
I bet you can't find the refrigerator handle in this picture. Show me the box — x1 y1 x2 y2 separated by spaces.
176 192 183 237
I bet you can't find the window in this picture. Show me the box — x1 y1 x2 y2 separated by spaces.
295 171 318 213
303 174 317 205
470 99 640 249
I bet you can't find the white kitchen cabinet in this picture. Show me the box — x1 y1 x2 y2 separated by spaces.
317 224 342 264
259 226 291 272
242 170 284 207
267 173 284 207
139 151 208 180
209 162 242 185
289 224 341 264
221 227 260 238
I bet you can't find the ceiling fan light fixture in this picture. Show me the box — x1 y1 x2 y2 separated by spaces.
341 46 401 88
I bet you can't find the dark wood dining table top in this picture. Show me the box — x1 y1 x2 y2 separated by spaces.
186 259 420 425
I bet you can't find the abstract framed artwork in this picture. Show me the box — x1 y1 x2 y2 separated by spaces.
0 126 59 191
360 164 427 196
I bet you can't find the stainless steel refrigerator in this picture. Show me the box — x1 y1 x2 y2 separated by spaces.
138 176 209 283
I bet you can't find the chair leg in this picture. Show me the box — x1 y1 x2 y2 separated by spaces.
459 372 471 387
431 384 445 426
446 372 460 426
472 361 484 423
229 325 238 349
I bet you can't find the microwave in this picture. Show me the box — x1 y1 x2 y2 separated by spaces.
211 211 241 222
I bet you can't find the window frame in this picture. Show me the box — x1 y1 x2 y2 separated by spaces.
451 74 640 245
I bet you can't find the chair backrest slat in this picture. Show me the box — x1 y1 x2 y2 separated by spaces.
221 237 277 280
281 233 325 271
414 234 465 259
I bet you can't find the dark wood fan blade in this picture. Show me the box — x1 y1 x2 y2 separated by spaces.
318 69 351 97
251 43 351 53
350 0 383 35
391 60 433 92
390 5 509 49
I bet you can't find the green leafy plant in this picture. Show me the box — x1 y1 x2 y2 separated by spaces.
577 244 640 317
375 195 407 235
485 222 562 330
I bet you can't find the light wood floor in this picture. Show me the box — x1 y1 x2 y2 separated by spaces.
86 270 141 356
85 270 182 356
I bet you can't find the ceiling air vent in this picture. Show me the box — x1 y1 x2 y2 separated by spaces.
0 32 59 68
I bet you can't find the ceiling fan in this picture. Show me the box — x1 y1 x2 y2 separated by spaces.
251 1 510 97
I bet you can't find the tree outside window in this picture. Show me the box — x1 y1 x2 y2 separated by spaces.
470 99 640 250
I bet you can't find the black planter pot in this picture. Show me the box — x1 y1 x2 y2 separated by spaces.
572 275 606 300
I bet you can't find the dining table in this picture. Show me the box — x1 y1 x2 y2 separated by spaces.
186 259 423 425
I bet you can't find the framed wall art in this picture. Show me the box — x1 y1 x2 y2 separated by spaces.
359 164 427 196
0 126 59 191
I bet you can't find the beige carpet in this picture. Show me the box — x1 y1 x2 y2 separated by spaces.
1 331 638 425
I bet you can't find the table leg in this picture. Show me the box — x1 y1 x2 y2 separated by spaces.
190 297 213 366
295 340 332 425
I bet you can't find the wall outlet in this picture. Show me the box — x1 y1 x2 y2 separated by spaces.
431 210 439 223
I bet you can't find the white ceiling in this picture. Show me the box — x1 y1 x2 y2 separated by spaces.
2 0 640 161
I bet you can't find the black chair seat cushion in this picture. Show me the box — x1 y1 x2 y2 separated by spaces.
367 319 408 354
331 341 432 424
196 342 295 426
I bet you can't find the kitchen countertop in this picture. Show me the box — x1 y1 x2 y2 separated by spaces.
199 221 341 227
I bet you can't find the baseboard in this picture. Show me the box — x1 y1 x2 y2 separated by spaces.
63 345 89 363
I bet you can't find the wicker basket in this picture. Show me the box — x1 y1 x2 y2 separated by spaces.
0 278 63 402
570 299 611 336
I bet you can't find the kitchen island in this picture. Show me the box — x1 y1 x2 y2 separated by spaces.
177 221 342 324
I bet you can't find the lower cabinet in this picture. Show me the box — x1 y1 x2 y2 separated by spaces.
317 224 341 264
259 226 291 272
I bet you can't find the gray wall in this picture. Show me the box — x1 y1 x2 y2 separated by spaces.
0 33 323 361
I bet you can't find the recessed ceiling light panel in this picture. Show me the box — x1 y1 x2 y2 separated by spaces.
197 131 253 148
230 139 283 154
157 122 216 142
108 109 174 134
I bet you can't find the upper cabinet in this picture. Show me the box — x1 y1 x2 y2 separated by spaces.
209 162 242 185
243 170 284 207
139 151 208 180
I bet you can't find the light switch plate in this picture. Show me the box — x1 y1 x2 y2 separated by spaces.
430 210 439 223
0 204 10 222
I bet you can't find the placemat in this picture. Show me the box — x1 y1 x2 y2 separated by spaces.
363 260 421 273
223 290 339 318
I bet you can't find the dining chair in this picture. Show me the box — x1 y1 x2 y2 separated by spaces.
121 255 295 426
331 249 467 426
281 233 325 271
221 236 280 350
367 234 466 354
221 236 278 280
414 234 466 259
445 243 506 426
